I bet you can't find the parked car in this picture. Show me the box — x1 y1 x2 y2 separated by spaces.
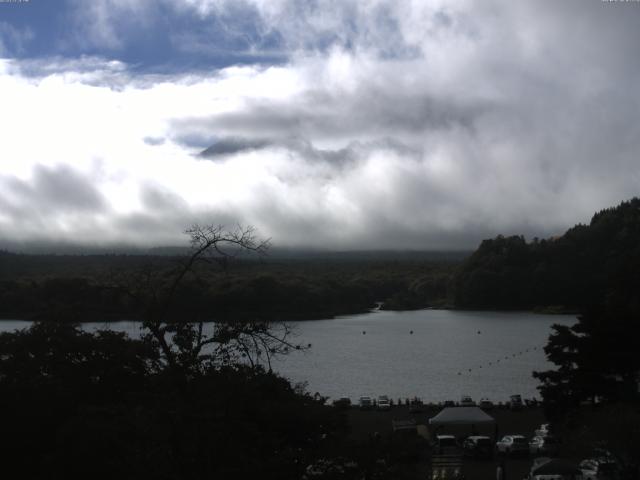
462 435 493 459
509 394 524 411
534 423 551 437
435 435 459 454
431 453 464 480
580 458 620 480
359 396 372 410
377 395 391 410
479 398 494 410
496 435 528 455
332 397 351 409
529 435 561 456
529 457 583 480
304 458 359 478
460 395 475 407
408 398 424 413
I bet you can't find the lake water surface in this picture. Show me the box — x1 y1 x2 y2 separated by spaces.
272 309 576 403
1 309 576 403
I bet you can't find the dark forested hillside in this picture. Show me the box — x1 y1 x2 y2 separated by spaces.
0 251 459 322
453 198 640 312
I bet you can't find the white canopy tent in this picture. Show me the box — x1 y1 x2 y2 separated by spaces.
428 407 496 426
428 407 497 439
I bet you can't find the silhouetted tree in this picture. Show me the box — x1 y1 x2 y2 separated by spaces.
534 305 640 418
104 224 306 374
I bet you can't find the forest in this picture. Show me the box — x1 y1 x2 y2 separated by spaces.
0 250 459 322
2 198 640 321
453 197 640 314
2 198 640 322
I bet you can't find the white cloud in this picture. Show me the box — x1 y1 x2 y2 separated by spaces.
1 1 640 249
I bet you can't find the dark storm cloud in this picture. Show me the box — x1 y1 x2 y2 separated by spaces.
289 137 422 166
112 208 241 246
199 136 421 171
1 164 106 215
140 184 189 212
200 137 273 158
172 132 217 150
174 89 486 144
0 165 109 246
288 139 359 166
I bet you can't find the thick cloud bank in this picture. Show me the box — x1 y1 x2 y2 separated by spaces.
1 0 639 250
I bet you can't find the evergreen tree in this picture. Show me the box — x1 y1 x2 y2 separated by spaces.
534 305 640 418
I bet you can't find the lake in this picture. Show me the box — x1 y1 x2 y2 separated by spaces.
273 309 576 403
0 309 576 403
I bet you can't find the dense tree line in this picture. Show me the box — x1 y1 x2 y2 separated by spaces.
3 198 639 321
453 197 640 312
0 254 457 322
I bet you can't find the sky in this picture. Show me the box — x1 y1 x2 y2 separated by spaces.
1 0 639 251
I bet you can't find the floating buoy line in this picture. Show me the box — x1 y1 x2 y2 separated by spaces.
455 346 544 376
352 327 544 377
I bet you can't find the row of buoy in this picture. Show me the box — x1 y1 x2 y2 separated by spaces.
357 329 539 337
354 330 543 377
456 346 540 376
359 329 484 336
362 330 414 334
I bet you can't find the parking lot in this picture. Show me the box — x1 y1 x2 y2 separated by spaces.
346 403 548 479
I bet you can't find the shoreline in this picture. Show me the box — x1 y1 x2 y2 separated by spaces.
0 305 578 323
